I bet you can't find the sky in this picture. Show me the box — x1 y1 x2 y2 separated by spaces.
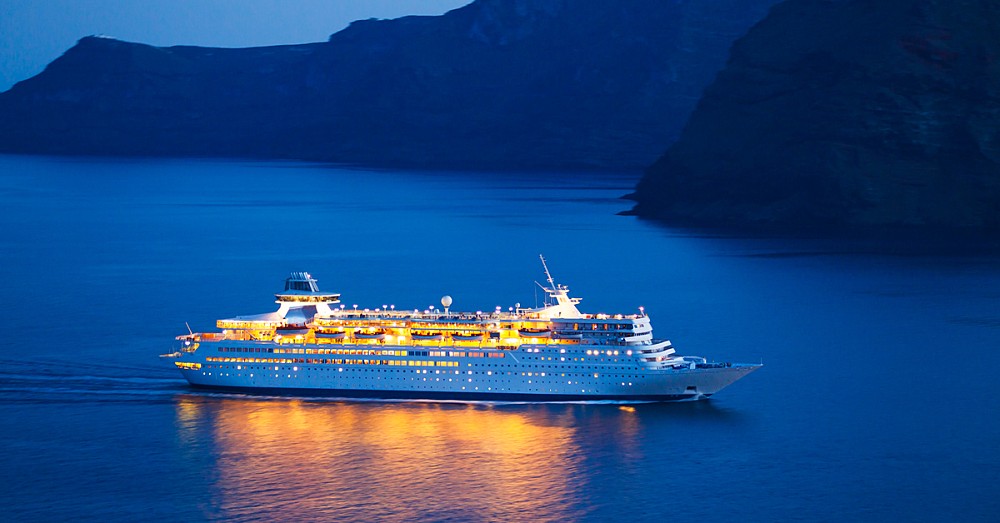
0 0 470 92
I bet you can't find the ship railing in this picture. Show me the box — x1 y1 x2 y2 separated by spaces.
318 310 647 323
219 330 262 341
323 310 526 321
694 362 733 369
637 346 672 354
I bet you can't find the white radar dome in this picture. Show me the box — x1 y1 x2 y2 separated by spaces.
441 295 453 308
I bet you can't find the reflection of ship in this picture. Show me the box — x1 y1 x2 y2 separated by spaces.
174 397 593 521
165 257 760 401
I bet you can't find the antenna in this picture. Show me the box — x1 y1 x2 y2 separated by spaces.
185 322 194 336
533 281 554 305
539 254 555 289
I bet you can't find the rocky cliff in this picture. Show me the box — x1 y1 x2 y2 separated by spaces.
0 0 777 170
632 0 1000 232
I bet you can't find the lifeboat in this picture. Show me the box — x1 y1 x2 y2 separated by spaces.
315 331 347 340
518 328 552 338
411 331 444 341
451 332 484 341
354 330 386 340
276 325 310 336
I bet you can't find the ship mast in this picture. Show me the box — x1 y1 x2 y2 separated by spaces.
535 254 582 318
540 254 555 290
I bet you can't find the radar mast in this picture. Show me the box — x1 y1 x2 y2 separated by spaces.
535 254 582 318
539 254 556 290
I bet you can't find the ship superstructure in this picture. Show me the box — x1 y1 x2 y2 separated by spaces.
166 259 760 401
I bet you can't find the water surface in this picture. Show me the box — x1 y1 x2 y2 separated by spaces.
1 155 998 522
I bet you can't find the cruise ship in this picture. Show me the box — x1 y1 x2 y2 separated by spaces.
164 259 760 401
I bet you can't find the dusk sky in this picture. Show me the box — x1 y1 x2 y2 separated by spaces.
0 0 469 92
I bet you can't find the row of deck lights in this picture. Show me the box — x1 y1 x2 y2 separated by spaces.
333 302 532 316
587 349 628 356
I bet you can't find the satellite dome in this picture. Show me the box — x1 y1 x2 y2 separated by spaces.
441 295 453 308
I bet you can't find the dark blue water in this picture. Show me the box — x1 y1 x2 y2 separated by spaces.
1 155 998 522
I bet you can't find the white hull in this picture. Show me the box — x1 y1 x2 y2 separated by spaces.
177 340 760 401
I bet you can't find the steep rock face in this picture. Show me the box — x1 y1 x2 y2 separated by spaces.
632 0 1000 231
0 0 777 169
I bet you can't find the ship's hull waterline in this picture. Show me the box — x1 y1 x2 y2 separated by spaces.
172 358 761 403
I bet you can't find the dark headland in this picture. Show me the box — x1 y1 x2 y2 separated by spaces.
3 0 998 236
0 0 776 170
630 0 1000 235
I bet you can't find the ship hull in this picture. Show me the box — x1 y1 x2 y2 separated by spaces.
187 383 710 402
178 358 760 403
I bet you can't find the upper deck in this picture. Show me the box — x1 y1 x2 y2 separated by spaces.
196 265 655 350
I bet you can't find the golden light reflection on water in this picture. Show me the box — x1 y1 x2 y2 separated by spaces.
174 397 642 522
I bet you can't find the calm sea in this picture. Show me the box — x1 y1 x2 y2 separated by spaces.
0 155 998 522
